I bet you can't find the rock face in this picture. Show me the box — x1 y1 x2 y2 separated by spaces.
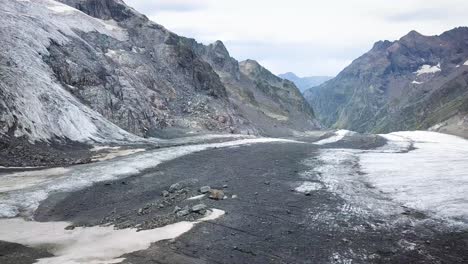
305 28 468 137
188 41 321 136
0 0 320 145
279 72 333 93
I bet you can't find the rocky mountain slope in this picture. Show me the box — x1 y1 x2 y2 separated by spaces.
0 0 319 148
279 72 333 92
305 27 468 137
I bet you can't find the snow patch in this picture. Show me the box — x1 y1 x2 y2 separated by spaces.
415 63 441 75
105 49 118 57
0 209 224 264
91 148 146 162
90 146 121 152
412 80 423 85
314 130 356 145
464 60 468 66
47 2 76 13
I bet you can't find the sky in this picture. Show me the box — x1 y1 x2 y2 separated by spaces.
124 0 468 77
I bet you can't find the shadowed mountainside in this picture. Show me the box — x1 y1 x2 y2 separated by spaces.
305 28 468 137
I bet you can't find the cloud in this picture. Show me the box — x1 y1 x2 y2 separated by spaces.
123 0 468 76
124 0 207 12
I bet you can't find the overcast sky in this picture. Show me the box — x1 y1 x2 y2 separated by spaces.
125 0 468 77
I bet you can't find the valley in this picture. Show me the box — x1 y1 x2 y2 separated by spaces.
0 131 467 263
0 0 468 263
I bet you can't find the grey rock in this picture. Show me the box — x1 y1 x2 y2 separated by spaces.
191 204 207 213
161 190 170 197
169 183 183 193
199 186 211 194
173 206 181 213
176 209 190 217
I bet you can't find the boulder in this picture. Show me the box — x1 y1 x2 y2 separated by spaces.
191 204 207 213
209 189 225 200
199 186 211 194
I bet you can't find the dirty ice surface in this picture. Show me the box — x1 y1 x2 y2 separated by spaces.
360 131 468 224
0 138 299 218
312 131 468 226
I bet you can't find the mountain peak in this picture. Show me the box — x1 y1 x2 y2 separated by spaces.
208 40 230 57
372 40 393 51
279 72 300 79
400 30 426 41
57 0 139 21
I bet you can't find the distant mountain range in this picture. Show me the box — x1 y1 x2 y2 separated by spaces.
304 27 468 138
278 72 333 92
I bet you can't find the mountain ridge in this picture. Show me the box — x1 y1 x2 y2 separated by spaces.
304 27 468 137
278 72 333 92
0 0 320 147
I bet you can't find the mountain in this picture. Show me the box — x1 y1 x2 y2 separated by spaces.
0 0 320 147
304 28 468 138
279 72 333 92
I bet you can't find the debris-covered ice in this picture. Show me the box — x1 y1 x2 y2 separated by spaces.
0 138 299 218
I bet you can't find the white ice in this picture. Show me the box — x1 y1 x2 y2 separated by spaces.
0 0 132 143
415 63 441 75
187 194 206 201
0 209 225 264
0 137 300 218
360 131 468 223
309 131 468 226
47 2 76 13
295 181 323 193
314 130 356 145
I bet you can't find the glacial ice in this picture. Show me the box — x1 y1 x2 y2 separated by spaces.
314 129 356 145
361 131 468 224
309 131 468 226
0 0 132 142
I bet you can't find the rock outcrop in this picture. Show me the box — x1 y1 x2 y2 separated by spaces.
305 27 468 137
0 0 320 145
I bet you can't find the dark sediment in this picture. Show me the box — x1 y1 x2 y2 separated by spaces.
31 141 467 263
0 241 53 264
0 136 92 167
